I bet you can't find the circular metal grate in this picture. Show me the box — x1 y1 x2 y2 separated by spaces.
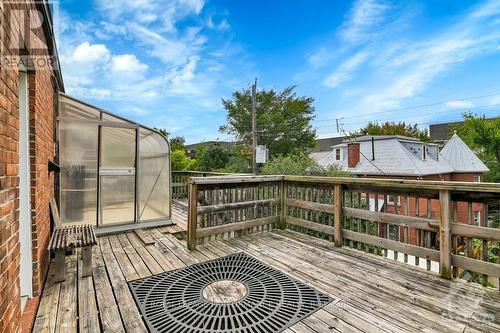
129 252 332 333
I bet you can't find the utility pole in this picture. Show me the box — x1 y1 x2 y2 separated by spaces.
252 78 257 174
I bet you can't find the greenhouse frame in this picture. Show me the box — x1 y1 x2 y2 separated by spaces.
58 94 171 232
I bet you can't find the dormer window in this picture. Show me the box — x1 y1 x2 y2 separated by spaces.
335 148 341 161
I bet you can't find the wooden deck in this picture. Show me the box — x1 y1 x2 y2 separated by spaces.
33 224 499 333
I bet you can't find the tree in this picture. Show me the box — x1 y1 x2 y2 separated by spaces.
196 144 230 171
452 113 500 182
170 136 186 152
171 149 196 171
356 121 431 142
220 85 316 157
153 128 186 152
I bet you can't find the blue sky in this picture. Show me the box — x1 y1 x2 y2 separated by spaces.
55 0 500 143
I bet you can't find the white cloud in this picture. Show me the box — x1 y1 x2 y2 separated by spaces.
71 42 110 64
127 23 193 65
445 100 474 109
323 51 369 88
97 0 205 30
165 56 204 95
306 47 331 68
111 54 149 74
340 0 500 115
339 0 390 43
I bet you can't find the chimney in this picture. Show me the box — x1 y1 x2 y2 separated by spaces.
347 143 360 168
371 137 375 161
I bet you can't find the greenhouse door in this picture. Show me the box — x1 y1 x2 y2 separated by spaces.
98 126 137 225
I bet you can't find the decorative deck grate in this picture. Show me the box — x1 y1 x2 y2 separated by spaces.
129 252 332 333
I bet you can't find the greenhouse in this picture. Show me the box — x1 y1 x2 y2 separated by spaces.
58 94 171 230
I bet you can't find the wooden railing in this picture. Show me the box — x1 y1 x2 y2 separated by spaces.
187 176 283 247
172 171 250 199
187 175 500 283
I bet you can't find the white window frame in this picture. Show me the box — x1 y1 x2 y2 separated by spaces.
387 195 401 205
473 175 481 182
335 148 341 161
474 211 481 225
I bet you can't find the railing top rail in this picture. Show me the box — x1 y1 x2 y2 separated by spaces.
186 173 500 194
172 170 252 176
284 175 500 194
188 175 283 185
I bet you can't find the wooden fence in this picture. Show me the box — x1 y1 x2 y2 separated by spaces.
187 175 500 283
172 171 250 199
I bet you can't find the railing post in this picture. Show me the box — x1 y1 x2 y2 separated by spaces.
187 181 198 250
334 184 343 247
439 190 452 279
279 179 287 229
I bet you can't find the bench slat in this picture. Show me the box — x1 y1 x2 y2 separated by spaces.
49 224 97 252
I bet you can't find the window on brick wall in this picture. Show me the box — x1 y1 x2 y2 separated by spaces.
474 211 481 225
474 175 481 182
387 195 401 205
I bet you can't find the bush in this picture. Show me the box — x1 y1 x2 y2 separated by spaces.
260 153 351 176
195 145 230 172
171 149 197 171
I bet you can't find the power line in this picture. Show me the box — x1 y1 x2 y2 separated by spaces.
337 122 386 175
338 103 500 127
313 91 500 122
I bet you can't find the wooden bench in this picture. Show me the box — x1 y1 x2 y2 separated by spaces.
48 199 97 282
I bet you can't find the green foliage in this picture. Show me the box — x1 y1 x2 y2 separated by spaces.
195 144 230 172
357 121 431 142
452 113 500 182
260 153 351 176
171 149 196 171
220 85 316 157
170 136 186 151
260 153 317 175
226 144 252 173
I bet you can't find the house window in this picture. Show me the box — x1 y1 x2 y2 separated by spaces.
474 175 481 182
387 195 401 205
335 148 341 161
474 211 481 225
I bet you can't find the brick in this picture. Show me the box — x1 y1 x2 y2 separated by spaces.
0 2 58 331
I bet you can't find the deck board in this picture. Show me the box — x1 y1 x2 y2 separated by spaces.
34 226 500 333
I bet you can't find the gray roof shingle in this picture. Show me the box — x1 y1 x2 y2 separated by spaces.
314 134 488 176
439 133 489 173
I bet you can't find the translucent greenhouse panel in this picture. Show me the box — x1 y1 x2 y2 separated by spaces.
138 128 170 221
100 127 136 168
59 95 100 120
59 117 98 226
100 175 135 224
101 112 129 124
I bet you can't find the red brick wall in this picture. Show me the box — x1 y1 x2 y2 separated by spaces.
0 54 22 333
28 71 55 297
362 173 485 246
347 143 360 168
0 2 58 332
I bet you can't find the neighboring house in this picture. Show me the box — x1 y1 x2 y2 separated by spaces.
311 136 346 152
313 134 489 245
314 134 488 180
